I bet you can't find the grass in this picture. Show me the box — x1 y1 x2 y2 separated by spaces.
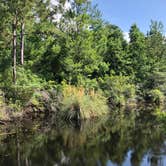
61 85 109 119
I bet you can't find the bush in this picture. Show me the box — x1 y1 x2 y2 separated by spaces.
61 84 109 120
99 75 136 106
147 89 164 105
0 67 46 110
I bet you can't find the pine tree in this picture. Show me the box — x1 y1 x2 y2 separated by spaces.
104 24 128 75
129 24 147 82
145 21 166 92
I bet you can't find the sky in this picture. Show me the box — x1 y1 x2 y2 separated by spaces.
92 0 166 34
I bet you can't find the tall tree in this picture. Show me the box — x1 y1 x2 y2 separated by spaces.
20 20 25 65
2 0 20 83
146 20 166 71
104 24 128 75
129 24 147 82
18 0 37 65
12 14 17 83
145 21 166 91
56 0 109 84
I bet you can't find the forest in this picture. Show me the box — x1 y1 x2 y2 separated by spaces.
0 0 166 122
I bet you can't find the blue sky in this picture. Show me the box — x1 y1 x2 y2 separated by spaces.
92 0 166 33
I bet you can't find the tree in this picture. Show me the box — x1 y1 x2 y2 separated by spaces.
145 21 166 91
47 0 109 85
0 0 37 82
128 24 147 82
2 0 19 83
0 1 12 75
104 24 128 75
146 20 166 71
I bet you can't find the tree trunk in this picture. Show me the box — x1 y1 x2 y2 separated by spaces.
12 17 17 83
20 21 25 65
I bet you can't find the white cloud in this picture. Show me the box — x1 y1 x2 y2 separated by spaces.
123 32 130 43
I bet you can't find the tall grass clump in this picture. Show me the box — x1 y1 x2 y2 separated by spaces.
61 84 109 120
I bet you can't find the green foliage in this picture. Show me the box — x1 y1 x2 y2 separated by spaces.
104 24 128 75
128 24 148 82
147 89 164 105
146 21 166 71
99 75 136 106
0 67 46 108
77 76 99 90
0 0 166 114
154 108 166 127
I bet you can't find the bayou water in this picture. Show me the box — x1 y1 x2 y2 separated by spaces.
0 109 165 166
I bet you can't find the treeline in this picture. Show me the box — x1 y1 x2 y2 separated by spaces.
0 0 166 108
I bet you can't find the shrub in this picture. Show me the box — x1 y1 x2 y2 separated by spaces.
61 84 109 120
0 67 46 110
99 75 136 106
147 89 164 105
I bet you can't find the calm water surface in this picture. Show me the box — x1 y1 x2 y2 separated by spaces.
0 110 165 166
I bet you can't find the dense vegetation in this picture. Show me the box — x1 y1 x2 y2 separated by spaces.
0 0 166 120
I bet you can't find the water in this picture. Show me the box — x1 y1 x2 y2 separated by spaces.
0 110 165 166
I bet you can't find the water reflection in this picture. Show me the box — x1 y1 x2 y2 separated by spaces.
0 110 165 166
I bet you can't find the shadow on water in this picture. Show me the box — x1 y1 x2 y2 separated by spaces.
0 108 165 166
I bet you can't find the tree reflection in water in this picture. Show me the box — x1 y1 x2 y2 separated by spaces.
0 109 165 166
